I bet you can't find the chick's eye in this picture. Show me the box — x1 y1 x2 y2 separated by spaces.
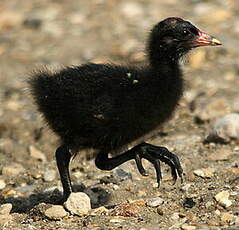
183 30 190 36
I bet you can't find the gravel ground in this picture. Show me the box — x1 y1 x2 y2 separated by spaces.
0 0 239 229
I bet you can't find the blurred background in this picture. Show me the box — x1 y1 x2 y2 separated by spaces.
0 0 239 229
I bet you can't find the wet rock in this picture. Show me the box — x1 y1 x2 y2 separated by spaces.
146 197 164 207
44 205 68 220
43 169 56 182
0 179 6 190
193 167 215 178
183 198 196 208
64 192 91 216
29 145 46 161
0 203 12 215
2 163 25 176
214 191 232 208
206 113 239 143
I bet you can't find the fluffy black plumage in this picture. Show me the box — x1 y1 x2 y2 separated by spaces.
29 17 221 201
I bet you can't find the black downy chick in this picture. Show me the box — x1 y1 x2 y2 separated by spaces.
29 17 221 202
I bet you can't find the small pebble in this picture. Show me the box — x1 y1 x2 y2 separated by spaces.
64 192 91 216
146 197 164 207
214 191 232 208
29 145 46 161
206 113 239 143
44 205 68 220
0 179 6 190
90 206 109 216
0 203 12 215
215 209 221 216
193 167 215 178
43 169 56 182
181 183 191 192
205 201 213 209
110 216 126 223
157 207 164 215
2 163 25 176
171 212 179 220
181 224 196 230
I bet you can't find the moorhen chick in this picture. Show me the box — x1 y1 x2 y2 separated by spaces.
29 17 221 201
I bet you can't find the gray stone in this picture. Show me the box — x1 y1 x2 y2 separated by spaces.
113 168 132 181
16 185 36 194
43 186 63 194
43 169 56 182
146 197 164 207
64 192 91 216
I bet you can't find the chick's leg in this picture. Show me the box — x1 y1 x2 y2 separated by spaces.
95 142 183 185
55 145 72 202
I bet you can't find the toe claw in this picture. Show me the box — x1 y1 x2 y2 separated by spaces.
135 153 148 176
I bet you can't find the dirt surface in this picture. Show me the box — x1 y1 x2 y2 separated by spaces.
0 0 239 229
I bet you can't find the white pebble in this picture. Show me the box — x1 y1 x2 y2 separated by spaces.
0 179 6 190
215 191 232 208
64 192 91 216
146 197 164 207
207 113 239 142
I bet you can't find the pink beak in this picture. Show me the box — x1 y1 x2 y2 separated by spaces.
193 31 221 47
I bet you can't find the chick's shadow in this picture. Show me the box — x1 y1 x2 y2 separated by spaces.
0 183 110 214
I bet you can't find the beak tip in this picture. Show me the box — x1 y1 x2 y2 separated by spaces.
211 38 222 46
